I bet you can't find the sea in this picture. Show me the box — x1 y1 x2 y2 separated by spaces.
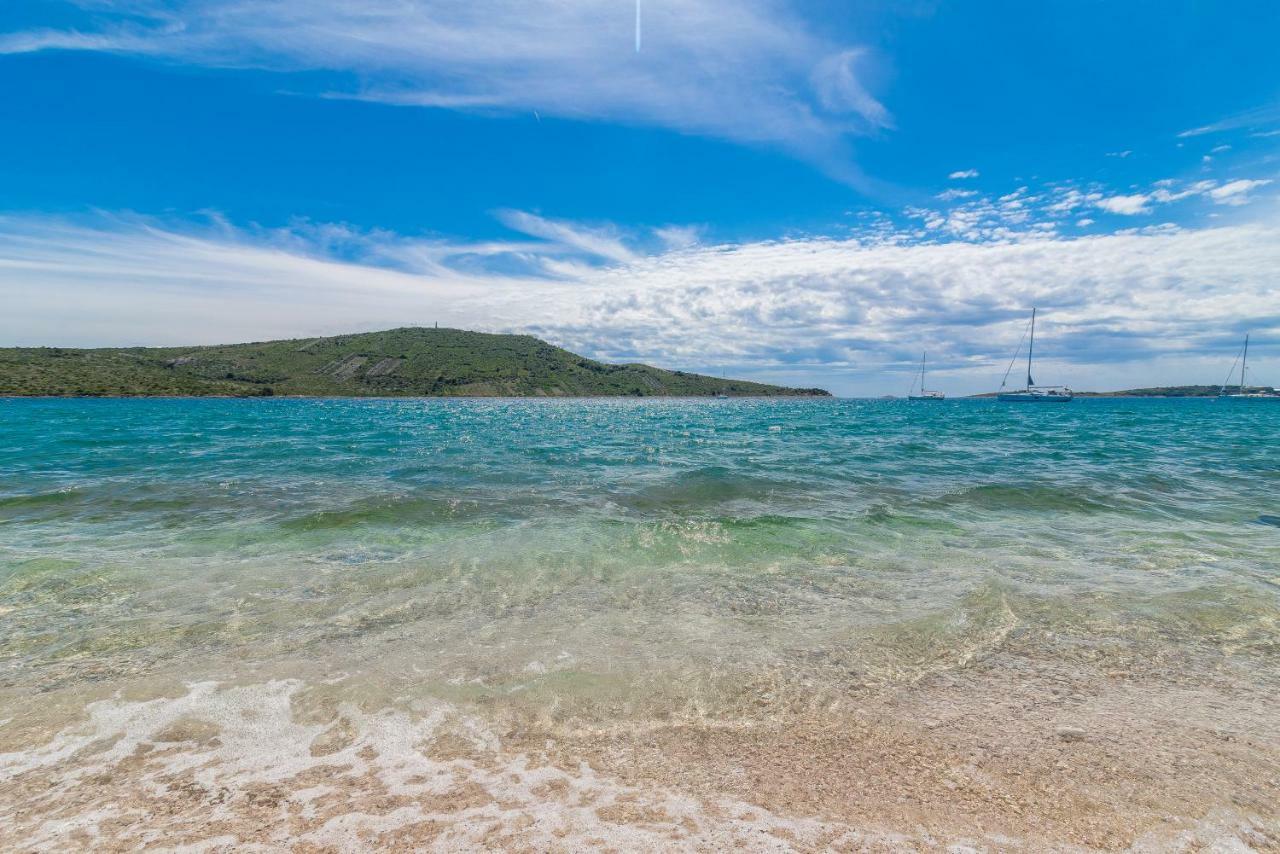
1 397 1277 851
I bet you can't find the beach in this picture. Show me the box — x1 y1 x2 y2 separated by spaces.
2 398 1277 851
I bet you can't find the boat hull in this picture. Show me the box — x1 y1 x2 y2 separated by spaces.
908 395 945 401
997 393 1073 403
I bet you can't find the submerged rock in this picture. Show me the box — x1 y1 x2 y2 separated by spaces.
309 716 359 757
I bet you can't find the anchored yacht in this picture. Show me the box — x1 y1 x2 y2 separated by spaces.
908 351 945 400
997 308 1073 402
1219 334 1280 400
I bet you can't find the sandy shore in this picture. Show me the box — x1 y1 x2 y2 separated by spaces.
3 648 1276 852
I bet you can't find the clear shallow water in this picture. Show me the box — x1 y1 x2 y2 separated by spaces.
2 397 1278 712
2 397 1280 849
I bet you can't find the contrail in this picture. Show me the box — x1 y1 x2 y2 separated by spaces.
635 0 641 52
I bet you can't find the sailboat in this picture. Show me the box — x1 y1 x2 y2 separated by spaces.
1219 334 1280 400
714 371 730 399
908 352 945 400
997 308 1073 402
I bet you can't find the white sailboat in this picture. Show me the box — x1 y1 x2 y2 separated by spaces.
908 351 945 400
997 308 1073 402
1219 334 1280 400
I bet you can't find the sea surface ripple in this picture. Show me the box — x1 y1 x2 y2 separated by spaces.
1 397 1278 850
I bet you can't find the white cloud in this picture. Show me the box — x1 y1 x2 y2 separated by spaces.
1081 177 1271 214
1075 218 1094 227
1179 102 1280 137
810 49 892 131
1207 179 1273 206
495 210 636 264
1149 182 1200 204
3 210 1279 394
1096 194 1151 215
948 169 980 179
0 0 889 182
0 28 158 54
653 224 703 250
1045 188 1102 215
905 172 1275 248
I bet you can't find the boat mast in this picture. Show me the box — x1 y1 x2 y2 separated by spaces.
1241 333 1249 394
920 351 927 393
1026 308 1036 389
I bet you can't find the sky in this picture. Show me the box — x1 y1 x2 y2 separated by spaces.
2 0 1279 395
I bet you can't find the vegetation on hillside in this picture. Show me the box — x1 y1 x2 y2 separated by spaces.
1078 385 1275 397
0 327 830 398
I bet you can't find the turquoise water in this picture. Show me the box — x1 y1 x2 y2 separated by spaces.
3 397 1280 849
2 397 1278 718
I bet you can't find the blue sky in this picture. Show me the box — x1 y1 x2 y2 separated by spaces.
2 0 1279 394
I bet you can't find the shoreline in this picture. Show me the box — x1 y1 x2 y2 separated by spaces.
0 393 835 400
3 650 1276 851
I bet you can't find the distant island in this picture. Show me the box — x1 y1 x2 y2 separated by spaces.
0 327 830 398
1076 385 1273 397
971 385 1276 398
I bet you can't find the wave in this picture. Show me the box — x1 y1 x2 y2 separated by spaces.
277 495 496 531
614 466 810 512
0 488 84 519
925 481 1121 515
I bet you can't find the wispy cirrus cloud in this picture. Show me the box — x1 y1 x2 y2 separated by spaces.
0 0 891 183
1178 102 1280 138
0 27 159 55
496 209 636 264
3 206 1278 394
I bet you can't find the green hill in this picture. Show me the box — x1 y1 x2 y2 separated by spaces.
0 327 830 398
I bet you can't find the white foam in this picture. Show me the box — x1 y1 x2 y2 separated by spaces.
2 680 1271 852
0 680 913 851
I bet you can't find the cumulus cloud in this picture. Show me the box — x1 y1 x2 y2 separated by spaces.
948 169 980 179
1208 179 1273 206
0 0 889 182
1078 176 1272 217
1096 194 1152 215
903 171 1274 250
3 209 1278 394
